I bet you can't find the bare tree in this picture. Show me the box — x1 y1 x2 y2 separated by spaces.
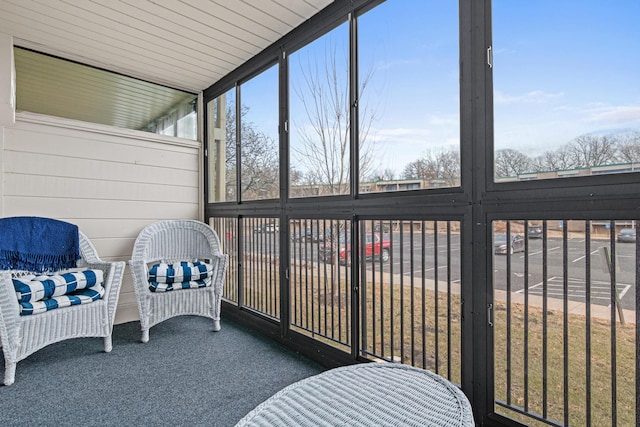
401 158 429 180
226 104 279 200
616 131 640 163
402 150 460 185
536 145 577 172
291 42 377 195
494 148 533 178
567 134 617 168
375 167 397 181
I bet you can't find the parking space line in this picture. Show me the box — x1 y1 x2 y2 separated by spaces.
527 246 561 257
572 249 603 263
515 276 631 304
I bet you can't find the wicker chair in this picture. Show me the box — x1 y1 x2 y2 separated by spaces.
128 220 228 343
0 230 125 386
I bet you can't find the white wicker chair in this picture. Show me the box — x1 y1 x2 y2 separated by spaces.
0 231 125 386
128 220 228 343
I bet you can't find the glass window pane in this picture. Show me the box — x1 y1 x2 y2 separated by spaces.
358 0 460 194
207 89 236 203
289 22 350 198
493 1 640 182
15 47 197 139
240 65 280 201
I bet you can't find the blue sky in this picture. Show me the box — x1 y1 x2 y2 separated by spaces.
238 0 640 176
493 0 640 155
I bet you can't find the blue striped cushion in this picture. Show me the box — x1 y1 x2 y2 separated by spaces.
148 261 212 284
148 278 211 293
19 286 105 315
13 269 103 303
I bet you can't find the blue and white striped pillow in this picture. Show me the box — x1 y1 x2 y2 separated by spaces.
13 269 103 303
19 287 105 315
12 269 105 315
148 261 212 284
148 278 211 293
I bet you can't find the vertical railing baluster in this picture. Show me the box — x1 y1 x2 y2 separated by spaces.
446 221 452 380
381 219 386 360
399 221 405 364
563 220 569 426
255 218 258 310
291 220 297 325
585 220 592 426
250 218 254 310
268 220 273 315
421 221 427 370
610 220 617 426
506 221 512 405
542 220 548 419
523 220 530 412
360 221 368 358
434 220 439 374
371 220 377 358
337 220 342 343
390 221 396 362
246 218 251 310
322 219 329 337
635 220 639 427
410 220 415 366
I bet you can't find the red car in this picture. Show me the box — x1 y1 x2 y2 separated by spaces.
320 232 391 264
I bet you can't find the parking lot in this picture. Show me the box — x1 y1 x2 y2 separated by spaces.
249 231 637 310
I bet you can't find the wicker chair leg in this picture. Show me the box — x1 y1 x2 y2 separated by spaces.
104 336 113 352
4 361 16 386
141 329 150 343
212 319 221 331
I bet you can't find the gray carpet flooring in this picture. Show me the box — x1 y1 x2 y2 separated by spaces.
0 316 324 427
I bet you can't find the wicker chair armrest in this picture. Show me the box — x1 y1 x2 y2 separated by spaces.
209 253 229 292
128 259 149 295
0 271 22 352
82 260 125 324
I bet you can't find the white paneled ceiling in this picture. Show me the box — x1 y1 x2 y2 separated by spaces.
0 0 334 93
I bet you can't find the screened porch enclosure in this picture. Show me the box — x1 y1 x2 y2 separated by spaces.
1 0 639 426
205 1 640 426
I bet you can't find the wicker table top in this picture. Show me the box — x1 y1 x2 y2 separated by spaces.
235 362 474 427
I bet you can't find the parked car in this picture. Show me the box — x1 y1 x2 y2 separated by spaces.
617 228 636 243
374 223 391 234
493 233 525 255
292 227 328 242
320 232 391 264
527 225 542 239
254 222 279 233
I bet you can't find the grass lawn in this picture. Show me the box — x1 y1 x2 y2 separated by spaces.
286 274 635 426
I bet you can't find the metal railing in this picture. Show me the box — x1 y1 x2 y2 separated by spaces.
359 219 461 383
290 219 352 350
212 213 638 426
210 217 238 304
493 219 638 426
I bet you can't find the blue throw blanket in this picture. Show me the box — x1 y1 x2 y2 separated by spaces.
0 216 81 272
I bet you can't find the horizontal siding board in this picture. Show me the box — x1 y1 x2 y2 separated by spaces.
72 219 172 240
3 196 198 220
4 151 198 186
4 174 198 203
86 237 137 260
5 124 199 169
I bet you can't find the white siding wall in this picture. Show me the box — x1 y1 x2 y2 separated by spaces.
1 112 202 324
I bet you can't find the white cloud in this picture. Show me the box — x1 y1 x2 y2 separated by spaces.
586 106 640 125
494 90 564 105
